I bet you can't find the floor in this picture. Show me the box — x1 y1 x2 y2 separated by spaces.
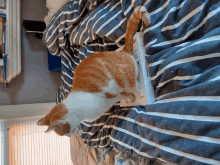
0 26 61 105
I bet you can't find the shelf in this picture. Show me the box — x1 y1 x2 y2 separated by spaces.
23 20 46 32
23 20 46 39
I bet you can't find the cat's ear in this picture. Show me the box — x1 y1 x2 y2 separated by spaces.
45 120 63 133
37 116 49 126
37 103 68 126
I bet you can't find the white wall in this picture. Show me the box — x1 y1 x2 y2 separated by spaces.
21 0 48 21
0 102 56 120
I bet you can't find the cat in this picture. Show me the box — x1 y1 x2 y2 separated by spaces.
37 6 151 137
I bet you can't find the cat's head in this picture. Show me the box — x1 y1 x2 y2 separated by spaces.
36 102 82 137
36 92 106 137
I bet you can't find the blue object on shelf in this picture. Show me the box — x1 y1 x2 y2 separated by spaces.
3 54 7 87
47 50 61 72
0 14 6 18
2 14 7 87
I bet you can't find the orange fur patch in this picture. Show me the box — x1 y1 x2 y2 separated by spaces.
69 6 150 94
71 51 136 93
105 93 117 98
120 92 134 97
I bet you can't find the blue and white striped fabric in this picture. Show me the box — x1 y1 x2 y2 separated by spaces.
43 0 220 164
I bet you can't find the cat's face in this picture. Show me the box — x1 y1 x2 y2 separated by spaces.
36 103 80 137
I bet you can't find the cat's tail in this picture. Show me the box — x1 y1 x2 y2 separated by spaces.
122 6 151 54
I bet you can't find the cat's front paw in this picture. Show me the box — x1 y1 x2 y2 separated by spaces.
130 93 136 103
125 94 136 103
125 98 131 104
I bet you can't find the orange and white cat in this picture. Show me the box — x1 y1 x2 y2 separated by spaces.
37 6 151 137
